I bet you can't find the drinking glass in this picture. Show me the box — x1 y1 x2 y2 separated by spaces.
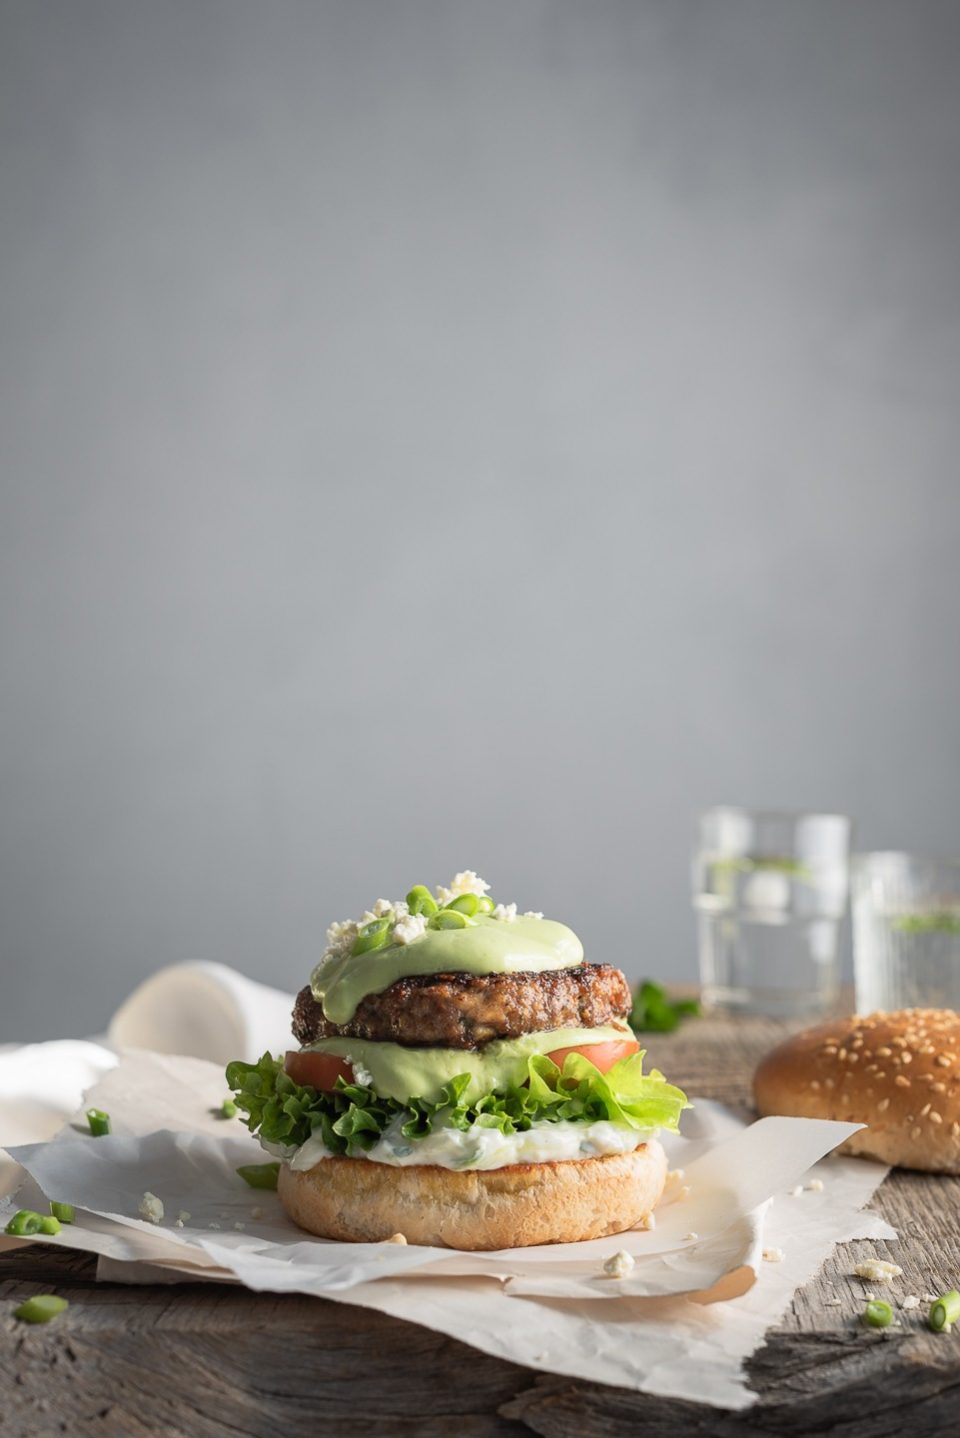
693 807 851 1016
853 852 960 1012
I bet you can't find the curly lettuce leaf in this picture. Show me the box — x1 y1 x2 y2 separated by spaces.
225 1049 688 1159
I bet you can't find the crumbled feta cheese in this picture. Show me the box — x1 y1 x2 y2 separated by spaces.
138 1192 164 1224
901 1295 920 1310
234 1222 245 1231
208 1221 221 1230
637 1212 656 1231
174 1219 184 1229
492 903 518 923
393 913 428 947
684 1232 699 1242
763 1248 785 1263
790 1185 804 1197
251 1206 264 1220
523 911 544 920
603 1250 635 1278
924 1293 940 1303
325 919 359 955
372 898 394 918
385 1232 407 1245
346 1056 374 1087
177 1210 191 1225
436 872 490 904
854 1259 902 1284
806 1178 824 1192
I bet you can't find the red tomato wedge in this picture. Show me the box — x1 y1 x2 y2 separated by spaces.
284 1050 355 1091
544 1039 640 1074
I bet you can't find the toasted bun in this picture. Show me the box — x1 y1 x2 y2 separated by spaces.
754 1009 960 1173
277 1141 667 1249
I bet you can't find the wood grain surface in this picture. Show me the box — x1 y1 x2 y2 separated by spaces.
3 1010 960 1437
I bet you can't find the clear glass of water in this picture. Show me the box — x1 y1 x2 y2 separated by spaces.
853 852 960 1012
693 807 852 1016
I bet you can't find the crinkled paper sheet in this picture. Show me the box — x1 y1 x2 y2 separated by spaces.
0 1048 894 1409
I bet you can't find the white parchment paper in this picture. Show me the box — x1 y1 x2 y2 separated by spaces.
1 1048 895 1409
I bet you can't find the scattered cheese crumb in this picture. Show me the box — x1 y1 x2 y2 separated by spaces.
678 1185 691 1200
790 1185 804 1197
824 1298 842 1307
174 1219 184 1229
208 1221 221 1230
492 902 518 923
684 1232 699 1242
437 872 490 904
523 911 544 920
385 1232 407 1245
924 1293 940 1303
806 1178 824 1192
638 1212 656 1231
854 1260 902 1284
138 1192 164 1225
603 1250 635 1279
345 1055 374 1087
901 1295 920 1310
234 1222 245 1231
392 914 428 947
251 1206 264 1220
177 1210 191 1224
763 1248 785 1263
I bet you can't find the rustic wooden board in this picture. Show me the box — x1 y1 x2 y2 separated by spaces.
3 1012 960 1437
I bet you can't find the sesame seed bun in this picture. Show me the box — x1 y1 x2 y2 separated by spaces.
754 1009 960 1173
277 1141 667 1249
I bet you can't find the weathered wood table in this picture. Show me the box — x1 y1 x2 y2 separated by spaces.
3 1011 959 1437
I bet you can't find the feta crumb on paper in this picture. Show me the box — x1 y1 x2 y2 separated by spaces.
763 1248 785 1263
251 1206 264 1220
492 903 518 923
790 1185 804 1197
138 1192 164 1225
684 1232 699 1242
208 1221 221 1230
603 1250 635 1279
177 1210 191 1224
854 1259 902 1283
637 1212 656 1231
385 1232 407 1245
806 1178 824 1192
174 1220 184 1229
392 914 428 947
234 1222 245 1231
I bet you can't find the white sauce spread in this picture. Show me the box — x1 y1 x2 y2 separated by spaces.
284 1117 651 1173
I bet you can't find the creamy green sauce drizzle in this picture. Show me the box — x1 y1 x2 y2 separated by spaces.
303 1022 631 1103
310 914 584 1024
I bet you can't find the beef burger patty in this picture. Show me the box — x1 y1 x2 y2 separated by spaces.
292 963 632 1050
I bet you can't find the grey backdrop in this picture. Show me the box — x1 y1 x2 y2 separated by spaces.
2 1 960 1042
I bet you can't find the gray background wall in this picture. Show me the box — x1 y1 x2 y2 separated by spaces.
2 0 959 1041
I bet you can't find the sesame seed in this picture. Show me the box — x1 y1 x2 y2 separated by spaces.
952 1121 960 1137
920 1103 932 1117
848 1053 860 1064
810 1079 821 1090
824 1078 835 1089
930 1112 943 1124
937 1055 952 1067
823 1046 838 1056
912 1126 922 1138
838 1049 848 1061
877 1097 890 1111
900 1052 913 1064
895 1075 911 1088
932 1082 946 1093
877 1047 892 1057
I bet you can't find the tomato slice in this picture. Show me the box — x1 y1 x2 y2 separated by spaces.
284 1050 354 1091
544 1039 639 1074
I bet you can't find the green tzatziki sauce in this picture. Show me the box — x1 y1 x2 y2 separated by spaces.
302 1022 631 1103
310 914 584 1025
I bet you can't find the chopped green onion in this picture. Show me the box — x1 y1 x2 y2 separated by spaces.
428 909 474 930
14 1294 68 1324
4 1210 45 1237
86 1108 111 1136
351 918 392 956
38 1215 61 1236
236 1162 280 1190
220 1099 239 1119
50 1202 75 1224
474 895 495 914
929 1291 960 1332
863 1300 894 1328
444 893 480 916
406 885 439 917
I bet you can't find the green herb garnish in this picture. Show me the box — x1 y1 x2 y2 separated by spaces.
929 1290 960 1332
863 1300 894 1329
226 1050 689 1160
86 1108 111 1136
50 1202 75 1224
14 1295 68 1324
629 980 700 1034
236 1162 281 1190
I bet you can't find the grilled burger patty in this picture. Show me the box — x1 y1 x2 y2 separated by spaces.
291 963 632 1050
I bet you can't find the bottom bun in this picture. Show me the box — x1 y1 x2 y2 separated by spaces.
278 1141 667 1250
